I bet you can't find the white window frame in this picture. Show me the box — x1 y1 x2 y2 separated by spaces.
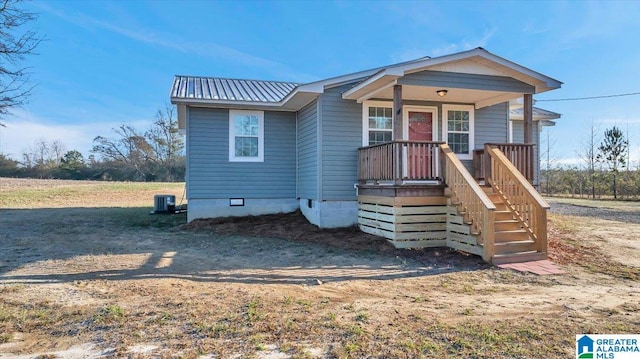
362 100 394 146
403 105 438 141
442 104 474 160
229 109 264 162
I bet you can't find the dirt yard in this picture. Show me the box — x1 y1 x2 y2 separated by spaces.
0 178 639 358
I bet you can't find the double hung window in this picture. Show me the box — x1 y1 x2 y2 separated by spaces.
229 110 264 162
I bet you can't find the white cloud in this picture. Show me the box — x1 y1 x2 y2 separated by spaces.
0 110 151 160
390 48 431 63
429 27 497 57
36 2 319 83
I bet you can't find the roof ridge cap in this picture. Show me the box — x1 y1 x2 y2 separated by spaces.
174 75 301 85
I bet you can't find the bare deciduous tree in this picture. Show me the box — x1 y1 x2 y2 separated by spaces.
0 0 42 125
92 125 154 180
540 126 558 196
578 119 600 199
146 104 184 181
91 105 185 182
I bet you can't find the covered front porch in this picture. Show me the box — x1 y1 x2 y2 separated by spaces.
356 140 548 264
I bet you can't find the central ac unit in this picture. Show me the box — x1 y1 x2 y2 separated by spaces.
154 194 176 213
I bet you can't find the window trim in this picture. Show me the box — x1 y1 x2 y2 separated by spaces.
442 104 474 160
229 109 264 162
362 100 394 146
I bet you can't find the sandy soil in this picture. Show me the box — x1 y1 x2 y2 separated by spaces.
0 180 639 358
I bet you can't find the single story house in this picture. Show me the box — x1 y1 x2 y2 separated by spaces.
170 47 562 264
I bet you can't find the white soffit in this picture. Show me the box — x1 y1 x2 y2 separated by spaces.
358 85 523 109
411 58 507 77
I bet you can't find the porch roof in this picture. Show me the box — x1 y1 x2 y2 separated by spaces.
341 48 562 109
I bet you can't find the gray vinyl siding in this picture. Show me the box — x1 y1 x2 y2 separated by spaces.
512 122 524 143
320 84 363 201
399 70 535 93
475 102 509 148
297 99 318 199
187 107 296 199
511 121 541 185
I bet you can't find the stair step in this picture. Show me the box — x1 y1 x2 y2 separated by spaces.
495 210 514 221
487 193 503 203
494 220 522 231
491 251 547 265
495 230 529 242
494 240 537 254
493 202 507 211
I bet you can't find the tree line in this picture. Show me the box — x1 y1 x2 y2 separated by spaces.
540 124 638 200
0 105 185 182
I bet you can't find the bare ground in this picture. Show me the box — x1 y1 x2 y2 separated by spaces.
0 179 639 358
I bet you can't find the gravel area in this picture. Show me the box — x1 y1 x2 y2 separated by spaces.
547 199 640 224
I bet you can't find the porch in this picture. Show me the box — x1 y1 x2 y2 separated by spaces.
356 140 548 264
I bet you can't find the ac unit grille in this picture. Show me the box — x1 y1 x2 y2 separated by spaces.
154 195 176 213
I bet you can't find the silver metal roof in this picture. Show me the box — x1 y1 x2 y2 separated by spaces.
171 76 300 103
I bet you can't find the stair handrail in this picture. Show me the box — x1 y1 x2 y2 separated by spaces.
485 144 550 254
440 144 496 261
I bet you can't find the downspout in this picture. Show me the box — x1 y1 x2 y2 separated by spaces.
295 110 299 200
317 98 323 203
185 105 190 200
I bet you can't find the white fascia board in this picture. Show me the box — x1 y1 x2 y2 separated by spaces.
541 120 556 127
171 98 297 112
511 115 561 121
355 80 396 103
171 98 282 108
279 83 323 105
171 89 322 112
281 91 322 111
475 93 522 109
302 69 380 91
342 71 401 100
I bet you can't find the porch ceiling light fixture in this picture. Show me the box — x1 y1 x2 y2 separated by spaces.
436 89 448 97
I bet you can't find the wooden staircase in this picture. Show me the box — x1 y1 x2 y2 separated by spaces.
440 143 549 265
481 186 546 264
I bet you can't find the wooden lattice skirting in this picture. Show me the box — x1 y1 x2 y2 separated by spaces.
357 195 450 249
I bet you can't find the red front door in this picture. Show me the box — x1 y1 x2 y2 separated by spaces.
408 111 433 141
406 111 435 178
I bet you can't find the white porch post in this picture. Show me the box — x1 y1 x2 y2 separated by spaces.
393 85 403 141
523 93 533 144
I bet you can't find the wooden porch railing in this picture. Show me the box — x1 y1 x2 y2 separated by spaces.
486 145 549 253
474 143 535 182
357 141 443 182
441 144 496 261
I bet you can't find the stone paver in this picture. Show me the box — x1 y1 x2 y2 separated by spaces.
497 259 565 275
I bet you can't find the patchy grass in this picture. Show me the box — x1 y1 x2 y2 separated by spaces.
548 213 640 281
0 179 639 358
109 207 187 228
546 196 640 211
0 178 185 208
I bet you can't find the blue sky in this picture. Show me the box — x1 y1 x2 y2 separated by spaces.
1 0 639 166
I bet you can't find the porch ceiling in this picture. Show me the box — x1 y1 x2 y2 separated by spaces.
363 84 522 109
